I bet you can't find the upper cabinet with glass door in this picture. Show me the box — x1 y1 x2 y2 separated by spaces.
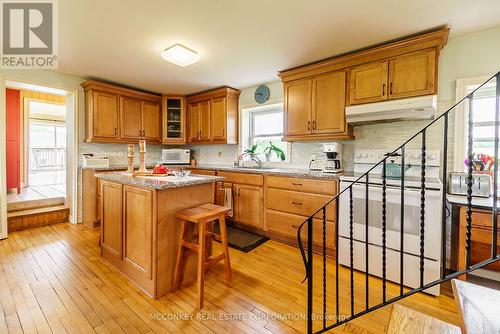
162 95 186 144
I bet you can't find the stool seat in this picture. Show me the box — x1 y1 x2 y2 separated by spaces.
173 203 232 310
176 203 230 223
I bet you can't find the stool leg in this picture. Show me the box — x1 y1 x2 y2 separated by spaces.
197 221 207 310
172 220 187 291
218 214 232 287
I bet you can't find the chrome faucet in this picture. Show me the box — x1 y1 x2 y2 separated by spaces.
250 154 262 167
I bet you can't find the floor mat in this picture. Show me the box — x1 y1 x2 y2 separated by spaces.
213 223 268 253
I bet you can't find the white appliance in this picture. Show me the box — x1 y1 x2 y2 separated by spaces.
338 148 442 295
160 149 190 165
323 143 342 173
82 154 110 169
345 95 437 124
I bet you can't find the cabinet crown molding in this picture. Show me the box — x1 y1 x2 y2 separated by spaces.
82 80 161 102
187 86 240 103
278 27 449 83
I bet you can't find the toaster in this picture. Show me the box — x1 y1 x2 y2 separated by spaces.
449 172 492 198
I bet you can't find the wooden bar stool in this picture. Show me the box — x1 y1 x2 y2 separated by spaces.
173 203 232 309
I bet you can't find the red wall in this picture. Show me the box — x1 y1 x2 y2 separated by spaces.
6 88 21 193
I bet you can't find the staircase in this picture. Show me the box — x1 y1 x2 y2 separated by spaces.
7 198 69 231
297 71 500 333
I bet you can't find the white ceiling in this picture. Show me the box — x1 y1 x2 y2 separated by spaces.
58 0 500 95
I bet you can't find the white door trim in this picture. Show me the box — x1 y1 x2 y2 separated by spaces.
0 77 7 239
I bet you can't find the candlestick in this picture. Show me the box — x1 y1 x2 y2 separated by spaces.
138 140 147 173
127 144 134 173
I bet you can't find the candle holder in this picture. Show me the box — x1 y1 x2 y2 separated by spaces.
138 140 148 173
127 144 135 173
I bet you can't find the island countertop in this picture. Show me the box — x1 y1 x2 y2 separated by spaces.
95 171 224 190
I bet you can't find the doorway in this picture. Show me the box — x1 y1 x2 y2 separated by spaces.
4 81 74 234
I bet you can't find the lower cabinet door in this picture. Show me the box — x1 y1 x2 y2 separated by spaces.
101 181 123 260
123 186 153 280
235 184 263 229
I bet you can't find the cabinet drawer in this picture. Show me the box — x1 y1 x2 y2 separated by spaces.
266 209 335 248
266 188 335 221
217 171 263 186
189 168 216 176
471 210 500 230
267 175 337 195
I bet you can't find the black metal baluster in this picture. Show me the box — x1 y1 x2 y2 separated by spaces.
322 207 327 329
335 196 340 324
365 174 369 309
349 187 354 317
400 146 405 295
307 217 313 334
493 75 500 259
466 96 474 270
382 159 387 303
441 114 449 278
420 130 426 287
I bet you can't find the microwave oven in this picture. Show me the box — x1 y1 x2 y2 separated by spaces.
160 149 190 165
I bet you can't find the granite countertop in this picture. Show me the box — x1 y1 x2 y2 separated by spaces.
447 193 500 210
190 164 342 180
95 171 224 190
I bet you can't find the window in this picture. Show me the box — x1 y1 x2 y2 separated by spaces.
29 121 67 171
249 106 288 162
454 76 497 172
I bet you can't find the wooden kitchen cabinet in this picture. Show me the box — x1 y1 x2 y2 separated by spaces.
283 71 352 141
284 79 312 136
235 184 264 229
123 186 154 280
90 91 120 140
279 28 448 141
186 87 240 144
83 80 161 143
120 97 142 140
188 102 201 142
199 100 211 141
312 71 347 134
120 97 161 142
162 95 186 144
349 61 389 105
100 180 123 262
388 49 436 99
142 101 161 142
211 97 227 141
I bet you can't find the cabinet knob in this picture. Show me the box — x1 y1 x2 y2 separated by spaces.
292 183 303 186
114 128 117 136
382 83 386 96
390 82 393 95
307 121 311 131
292 201 302 206
312 121 316 130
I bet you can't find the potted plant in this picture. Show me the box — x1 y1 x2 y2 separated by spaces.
263 141 286 161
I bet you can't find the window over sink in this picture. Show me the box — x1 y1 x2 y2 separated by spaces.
247 104 289 162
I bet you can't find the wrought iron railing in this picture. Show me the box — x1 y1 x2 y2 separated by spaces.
297 71 500 333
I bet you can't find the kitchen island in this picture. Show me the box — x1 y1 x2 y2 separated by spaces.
95 172 223 298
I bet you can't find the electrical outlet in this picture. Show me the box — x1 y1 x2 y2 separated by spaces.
218 151 223 158
310 154 316 162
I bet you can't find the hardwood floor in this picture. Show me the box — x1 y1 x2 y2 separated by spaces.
0 223 460 333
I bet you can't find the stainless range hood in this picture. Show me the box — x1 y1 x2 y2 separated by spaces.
345 95 437 124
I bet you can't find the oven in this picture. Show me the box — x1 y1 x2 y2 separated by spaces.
338 179 443 295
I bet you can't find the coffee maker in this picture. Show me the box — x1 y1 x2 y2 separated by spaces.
323 143 342 173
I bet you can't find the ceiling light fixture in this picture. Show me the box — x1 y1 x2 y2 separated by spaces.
160 44 200 67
